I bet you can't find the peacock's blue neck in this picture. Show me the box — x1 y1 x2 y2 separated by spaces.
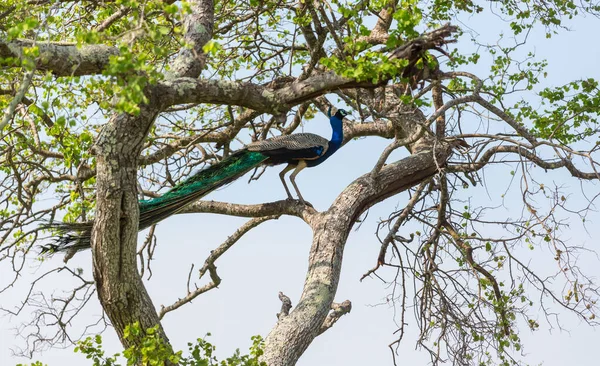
308 115 344 167
330 116 343 144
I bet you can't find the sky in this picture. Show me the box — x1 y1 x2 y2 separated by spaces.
2 5 600 366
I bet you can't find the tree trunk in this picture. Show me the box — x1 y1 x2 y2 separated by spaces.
90 108 169 346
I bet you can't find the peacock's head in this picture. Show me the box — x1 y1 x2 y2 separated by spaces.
327 106 350 119
334 109 349 119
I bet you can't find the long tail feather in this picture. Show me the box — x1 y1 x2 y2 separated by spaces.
42 150 268 255
40 221 93 254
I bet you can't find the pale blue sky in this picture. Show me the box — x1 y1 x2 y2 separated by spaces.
2 6 600 366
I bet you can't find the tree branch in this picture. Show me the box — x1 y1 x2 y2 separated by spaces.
159 263 221 320
0 39 118 76
318 300 352 335
449 144 600 180
156 24 459 112
169 0 214 78
182 199 316 223
159 215 279 319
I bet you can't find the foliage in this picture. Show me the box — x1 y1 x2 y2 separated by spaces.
18 323 266 366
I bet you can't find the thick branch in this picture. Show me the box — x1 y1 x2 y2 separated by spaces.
169 0 214 78
357 0 395 44
0 39 118 76
182 199 316 223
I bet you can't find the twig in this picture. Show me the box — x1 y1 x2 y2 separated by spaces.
361 180 429 281
198 215 279 279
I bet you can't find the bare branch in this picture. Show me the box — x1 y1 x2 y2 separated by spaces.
450 144 600 180
361 179 430 281
159 215 279 319
182 199 316 223
318 300 352 335
159 263 221 320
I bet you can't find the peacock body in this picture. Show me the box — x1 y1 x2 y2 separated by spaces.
43 108 348 255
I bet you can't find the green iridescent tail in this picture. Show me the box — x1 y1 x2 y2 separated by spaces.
41 150 268 255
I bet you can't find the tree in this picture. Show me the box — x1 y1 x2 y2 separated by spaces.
1 0 599 365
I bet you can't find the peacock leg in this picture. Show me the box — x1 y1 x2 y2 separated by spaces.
278 163 296 200
289 160 308 203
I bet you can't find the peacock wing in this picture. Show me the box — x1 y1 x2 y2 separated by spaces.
247 133 329 160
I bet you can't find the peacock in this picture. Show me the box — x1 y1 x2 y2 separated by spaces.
43 108 348 254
